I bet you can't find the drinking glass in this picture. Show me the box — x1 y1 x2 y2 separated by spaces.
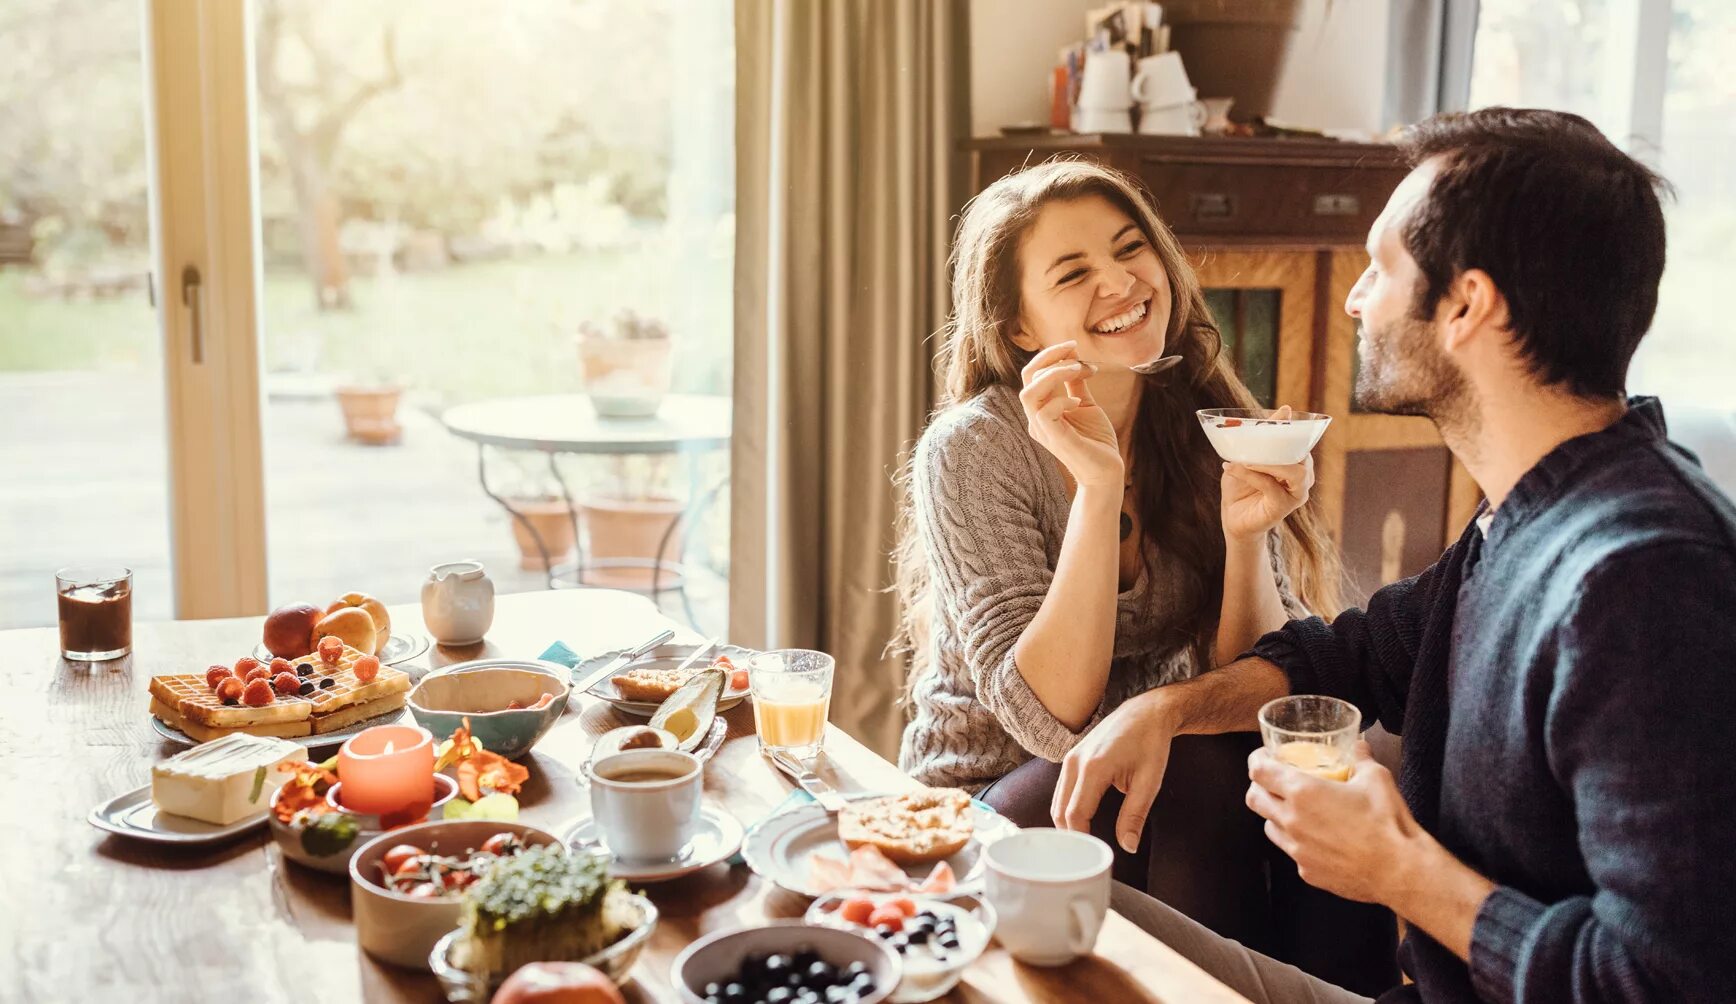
1258 695 1360 781
749 649 834 760
56 566 133 661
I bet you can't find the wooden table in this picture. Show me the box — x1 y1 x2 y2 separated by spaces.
11 590 1248 1003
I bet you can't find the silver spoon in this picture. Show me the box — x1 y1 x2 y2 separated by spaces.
1084 354 1184 376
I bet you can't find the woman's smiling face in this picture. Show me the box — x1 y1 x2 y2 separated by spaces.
1012 194 1172 365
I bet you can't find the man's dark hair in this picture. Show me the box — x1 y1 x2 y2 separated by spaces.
1398 107 1672 399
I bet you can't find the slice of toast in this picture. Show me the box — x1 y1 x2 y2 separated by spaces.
610 667 691 703
838 787 974 865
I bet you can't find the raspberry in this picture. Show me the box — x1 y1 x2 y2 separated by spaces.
270 658 294 676
244 665 273 683
205 665 232 690
317 635 343 665
273 672 300 695
233 656 261 677
242 678 275 707
216 677 244 704
354 654 380 683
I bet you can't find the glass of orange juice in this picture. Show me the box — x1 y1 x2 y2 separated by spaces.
749 649 834 760
1258 695 1360 782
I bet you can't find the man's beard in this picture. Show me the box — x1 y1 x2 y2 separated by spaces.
1353 314 1468 423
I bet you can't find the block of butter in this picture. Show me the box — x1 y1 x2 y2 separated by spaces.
150 733 309 826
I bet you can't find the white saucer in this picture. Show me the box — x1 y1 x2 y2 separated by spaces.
562 804 744 883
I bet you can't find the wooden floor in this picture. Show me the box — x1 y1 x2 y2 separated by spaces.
0 370 726 634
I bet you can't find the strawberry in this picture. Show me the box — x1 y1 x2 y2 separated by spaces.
273 671 300 695
354 654 380 683
242 678 274 707
868 904 905 931
204 665 232 690
1219 418 1243 428
885 896 918 918
839 897 876 926
317 635 343 666
216 677 244 704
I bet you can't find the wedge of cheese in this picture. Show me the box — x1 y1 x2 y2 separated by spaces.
150 733 309 825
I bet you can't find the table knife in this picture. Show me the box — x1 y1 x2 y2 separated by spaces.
571 627 676 695
767 747 849 815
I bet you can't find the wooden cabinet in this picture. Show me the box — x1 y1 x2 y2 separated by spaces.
967 134 1480 601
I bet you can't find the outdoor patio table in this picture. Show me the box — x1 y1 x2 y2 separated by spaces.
17 589 1250 1003
440 393 732 624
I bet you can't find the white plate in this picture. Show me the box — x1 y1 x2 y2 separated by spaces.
149 704 408 750
253 630 431 668
573 642 755 718
740 793 1015 898
88 784 268 845
563 804 745 883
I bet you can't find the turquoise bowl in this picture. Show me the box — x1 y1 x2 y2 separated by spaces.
407 659 571 760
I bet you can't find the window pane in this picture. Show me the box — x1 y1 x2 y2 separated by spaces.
1467 0 1611 121
1630 0 1736 410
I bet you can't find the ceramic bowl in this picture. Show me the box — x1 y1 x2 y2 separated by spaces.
806 892 996 1003
350 819 561 969
428 893 659 1002
671 922 901 1004
269 773 458 875
407 659 571 760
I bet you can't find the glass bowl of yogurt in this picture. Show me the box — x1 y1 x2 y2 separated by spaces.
805 890 996 1003
1197 408 1332 465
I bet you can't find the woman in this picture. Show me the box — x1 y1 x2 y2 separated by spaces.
893 160 1395 993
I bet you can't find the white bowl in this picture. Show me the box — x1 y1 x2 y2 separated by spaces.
269 773 458 875
805 892 996 1003
1197 407 1332 465
672 921 901 1004
349 819 561 969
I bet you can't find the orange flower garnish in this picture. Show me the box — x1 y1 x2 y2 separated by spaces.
436 717 529 801
272 760 338 824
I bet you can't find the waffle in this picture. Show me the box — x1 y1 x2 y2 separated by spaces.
148 645 411 740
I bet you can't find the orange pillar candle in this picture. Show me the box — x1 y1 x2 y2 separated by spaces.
336 725 435 817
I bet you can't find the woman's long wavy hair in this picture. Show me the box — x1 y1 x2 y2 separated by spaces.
892 159 1342 692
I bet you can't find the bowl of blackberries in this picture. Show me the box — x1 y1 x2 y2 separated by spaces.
804 891 995 1003
671 921 901 1004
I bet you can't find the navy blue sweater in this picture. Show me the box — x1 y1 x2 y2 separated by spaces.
1252 398 1736 1003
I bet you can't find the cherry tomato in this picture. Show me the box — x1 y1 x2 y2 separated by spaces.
729 668 749 691
381 844 422 875
440 869 475 891
839 897 876 926
393 854 430 878
481 832 523 857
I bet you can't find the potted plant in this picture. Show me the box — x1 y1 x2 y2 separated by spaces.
575 309 674 418
495 452 577 572
335 356 405 446
578 455 685 589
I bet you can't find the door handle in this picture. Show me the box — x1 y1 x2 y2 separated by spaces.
180 264 203 364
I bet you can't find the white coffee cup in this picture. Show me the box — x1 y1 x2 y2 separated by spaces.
984 829 1113 966
1130 52 1194 108
1138 99 1206 137
585 749 702 862
1072 106 1134 135
1077 47 1132 110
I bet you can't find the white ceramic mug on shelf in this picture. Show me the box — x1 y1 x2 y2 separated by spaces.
984 829 1113 966
1073 106 1134 135
1130 51 1194 109
1076 47 1133 110
585 749 703 862
1139 99 1207 137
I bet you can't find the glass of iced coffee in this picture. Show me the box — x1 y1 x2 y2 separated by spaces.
56 566 133 661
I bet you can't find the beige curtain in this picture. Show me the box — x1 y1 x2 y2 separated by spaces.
731 0 968 757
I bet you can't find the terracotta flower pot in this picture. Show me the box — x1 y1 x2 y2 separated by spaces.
576 335 673 418
579 495 685 588
335 385 403 446
505 498 577 571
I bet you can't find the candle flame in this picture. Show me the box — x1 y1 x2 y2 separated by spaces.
384 741 394 754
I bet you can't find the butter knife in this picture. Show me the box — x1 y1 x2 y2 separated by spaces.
767 747 849 815
571 628 676 695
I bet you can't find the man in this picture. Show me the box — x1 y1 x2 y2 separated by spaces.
1052 107 1736 1002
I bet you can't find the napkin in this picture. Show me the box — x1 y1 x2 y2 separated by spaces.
539 640 582 668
